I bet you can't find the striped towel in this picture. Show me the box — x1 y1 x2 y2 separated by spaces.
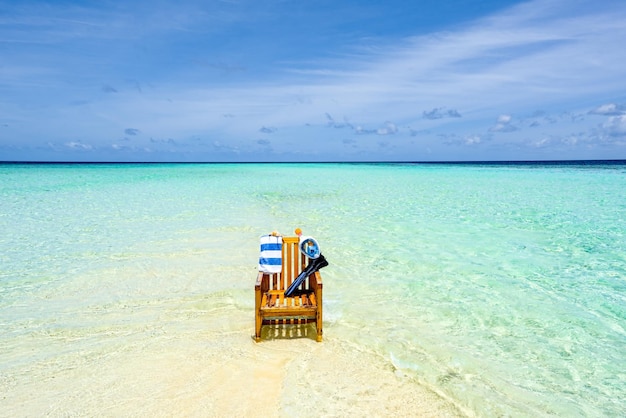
258 235 283 273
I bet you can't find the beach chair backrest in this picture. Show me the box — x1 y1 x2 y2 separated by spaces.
271 237 308 291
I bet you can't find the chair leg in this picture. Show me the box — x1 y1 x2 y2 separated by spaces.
254 287 263 342
316 320 323 342
316 300 323 342
255 315 262 342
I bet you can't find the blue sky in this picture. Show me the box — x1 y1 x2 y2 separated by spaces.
1 0 626 162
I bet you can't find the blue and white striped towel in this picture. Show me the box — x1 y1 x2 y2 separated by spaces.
258 235 283 273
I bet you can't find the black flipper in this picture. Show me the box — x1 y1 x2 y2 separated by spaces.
284 254 328 297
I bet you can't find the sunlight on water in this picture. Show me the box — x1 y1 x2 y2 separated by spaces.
1 162 625 417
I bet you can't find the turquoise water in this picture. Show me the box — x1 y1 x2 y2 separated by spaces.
1 162 625 416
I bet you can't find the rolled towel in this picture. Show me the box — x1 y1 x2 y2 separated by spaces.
258 234 283 274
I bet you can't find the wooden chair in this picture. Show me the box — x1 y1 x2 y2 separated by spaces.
255 236 323 342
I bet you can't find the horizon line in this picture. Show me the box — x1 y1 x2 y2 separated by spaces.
1 159 626 165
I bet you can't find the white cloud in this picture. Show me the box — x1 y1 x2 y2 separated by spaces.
603 115 626 137
490 114 517 132
259 126 277 134
422 108 462 120
376 121 398 135
125 128 140 136
65 141 93 150
325 113 353 129
497 115 512 124
464 135 482 145
589 103 626 116
353 126 376 135
531 137 551 148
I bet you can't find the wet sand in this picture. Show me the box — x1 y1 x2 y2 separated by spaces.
2 323 464 417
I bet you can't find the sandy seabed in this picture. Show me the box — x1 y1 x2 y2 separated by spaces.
2 322 464 418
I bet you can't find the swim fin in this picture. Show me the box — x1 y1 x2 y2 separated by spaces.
284 254 328 297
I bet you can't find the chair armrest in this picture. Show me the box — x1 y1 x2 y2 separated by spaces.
255 272 269 292
310 271 323 290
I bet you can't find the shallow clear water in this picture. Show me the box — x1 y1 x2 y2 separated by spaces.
1 162 625 416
